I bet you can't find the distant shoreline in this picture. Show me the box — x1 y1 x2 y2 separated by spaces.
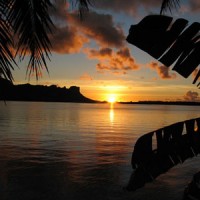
1 100 200 106
117 101 200 106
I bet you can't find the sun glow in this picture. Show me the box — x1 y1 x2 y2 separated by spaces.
107 95 116 103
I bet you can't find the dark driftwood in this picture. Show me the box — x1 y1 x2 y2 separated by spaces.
126 117 200 191
126 15 200 86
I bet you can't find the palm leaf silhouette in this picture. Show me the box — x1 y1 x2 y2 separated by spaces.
0 1 16 81
7 0 54 79
126 15 200 87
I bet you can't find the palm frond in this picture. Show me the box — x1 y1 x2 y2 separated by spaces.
0 1 16 81
6 0 54 80
160 0 180 14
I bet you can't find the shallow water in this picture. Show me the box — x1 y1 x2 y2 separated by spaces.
0 102 200 200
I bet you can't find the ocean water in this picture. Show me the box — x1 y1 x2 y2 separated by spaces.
0 101 200 200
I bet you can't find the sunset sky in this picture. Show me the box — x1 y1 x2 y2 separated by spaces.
13 0 200 102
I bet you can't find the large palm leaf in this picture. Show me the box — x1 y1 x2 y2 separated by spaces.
126 14 200 86
6 0 54 80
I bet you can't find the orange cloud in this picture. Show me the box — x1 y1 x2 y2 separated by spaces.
184 90 199 101
85 47 139 74
85 47 112 59
149 62 177 80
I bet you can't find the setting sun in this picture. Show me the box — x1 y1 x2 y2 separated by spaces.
107 95 116 103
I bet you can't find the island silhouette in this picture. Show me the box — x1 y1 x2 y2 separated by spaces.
0 78 97 103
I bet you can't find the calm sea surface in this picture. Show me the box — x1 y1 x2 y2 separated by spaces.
0 102 200 200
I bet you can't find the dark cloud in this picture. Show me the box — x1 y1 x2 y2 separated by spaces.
47 1 89 54
149 62 177 79
68 11 125 48
48 4 126 54
49 26 88 54
184 91 199 101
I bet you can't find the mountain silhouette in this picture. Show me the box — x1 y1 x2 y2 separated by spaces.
0 78 97 103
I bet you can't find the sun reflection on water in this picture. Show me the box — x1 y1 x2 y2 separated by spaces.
109 108 114 123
